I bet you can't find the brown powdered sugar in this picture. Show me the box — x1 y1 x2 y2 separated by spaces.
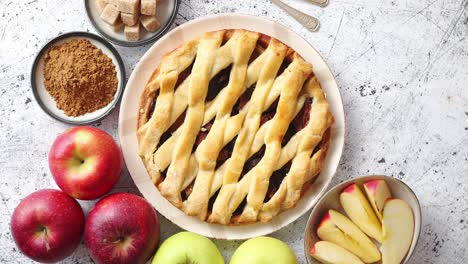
43 38 118 117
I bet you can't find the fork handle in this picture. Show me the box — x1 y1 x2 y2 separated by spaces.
309 0 329 7
271 0 320 32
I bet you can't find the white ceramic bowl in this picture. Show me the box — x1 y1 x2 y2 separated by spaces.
118 13 345 240
304 175 422 264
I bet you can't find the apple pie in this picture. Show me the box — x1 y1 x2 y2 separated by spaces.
137 29 334 225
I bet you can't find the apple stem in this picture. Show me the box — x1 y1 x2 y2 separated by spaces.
39 226 51 252
184 255 198 264
110 236 125 244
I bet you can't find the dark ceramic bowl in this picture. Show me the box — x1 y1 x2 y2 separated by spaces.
31 31 126 124
84 0 180 47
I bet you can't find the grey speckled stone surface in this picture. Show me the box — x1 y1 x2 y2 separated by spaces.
1 0 467 263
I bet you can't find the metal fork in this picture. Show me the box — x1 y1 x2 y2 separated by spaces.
271 0 321 32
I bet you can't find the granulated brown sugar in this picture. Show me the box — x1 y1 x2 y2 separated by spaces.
43 38 118 117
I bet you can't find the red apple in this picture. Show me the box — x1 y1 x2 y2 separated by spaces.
49 126 123 200
84 193 160 264
11 189 85 263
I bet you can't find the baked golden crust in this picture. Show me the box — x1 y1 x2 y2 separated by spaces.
137 29 334 225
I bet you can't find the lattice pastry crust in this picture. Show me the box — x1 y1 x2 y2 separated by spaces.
137 29 334 225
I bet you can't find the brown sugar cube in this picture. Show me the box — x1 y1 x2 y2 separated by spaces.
100 4 120 25
140 15 160 32
110 17 124 32
118 0 139 14
141 0 156 16
96 0 108 14
124 24 140 41
121 12 139 26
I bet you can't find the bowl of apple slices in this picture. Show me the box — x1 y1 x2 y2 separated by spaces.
304 175 422 264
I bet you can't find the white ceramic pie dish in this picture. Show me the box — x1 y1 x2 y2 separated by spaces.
304 175 422 264
118 13 345 240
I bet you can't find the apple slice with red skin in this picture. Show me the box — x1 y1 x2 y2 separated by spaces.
310 241 364 264
49 126 123 200
85 193 160 264
363 179 392 222
340 183 383 243
382 198 415 264
317 209 380 263
11 189 85 263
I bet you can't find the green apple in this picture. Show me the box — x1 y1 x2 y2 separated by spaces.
152 232 224 264
230 237 298 264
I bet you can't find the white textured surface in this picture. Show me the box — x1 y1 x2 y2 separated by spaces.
0 0 467 263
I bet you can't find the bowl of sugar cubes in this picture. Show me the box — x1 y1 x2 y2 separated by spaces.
85 0 179 46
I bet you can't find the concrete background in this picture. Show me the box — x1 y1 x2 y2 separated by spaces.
0 0 467 263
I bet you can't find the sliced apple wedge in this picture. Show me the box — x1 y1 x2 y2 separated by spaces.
317 210 381 263
382 199 415 264
339 184 382 243
363 179 392 222
310 241 364 264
